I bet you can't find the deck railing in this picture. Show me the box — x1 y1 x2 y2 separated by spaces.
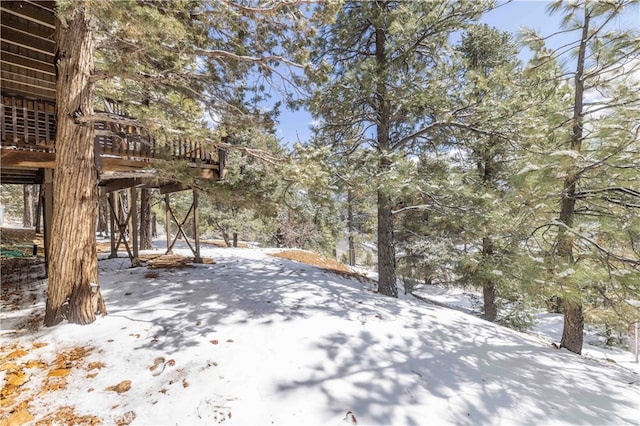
1 94 225 168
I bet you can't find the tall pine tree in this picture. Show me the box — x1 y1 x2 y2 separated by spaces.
307 0 493 297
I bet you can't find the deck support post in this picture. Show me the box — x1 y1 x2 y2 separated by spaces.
193 189 202 263
108 191 117 258
42 169 53 273
165 193 173 255
130 187 139 263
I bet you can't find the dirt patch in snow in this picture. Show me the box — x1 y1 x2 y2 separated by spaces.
270 250 372 283
201 239 250 248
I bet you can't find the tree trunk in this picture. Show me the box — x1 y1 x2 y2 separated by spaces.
44 3 105 327
374 1 397 298
35 184 44 233
151 212 157 237
139 189 153 250
233 232 238 248
483 281 497 322
377 190 397 297
560 301 584 354
482 238 497 322
558 6 589 354
23 184 35 227
347 189 356 266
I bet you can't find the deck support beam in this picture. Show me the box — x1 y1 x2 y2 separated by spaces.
130 187 139 261
42 168 53 273
164 190 202 262
164 194 173 255
108 191 117 258
193 189 202 264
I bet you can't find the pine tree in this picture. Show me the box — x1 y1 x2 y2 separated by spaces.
522 0 640 353
451 24 526 322
307 0 493 297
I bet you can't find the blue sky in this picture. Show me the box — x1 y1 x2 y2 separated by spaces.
275 0 639 147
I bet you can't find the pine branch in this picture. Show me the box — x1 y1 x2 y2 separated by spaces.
218 0 314 15
75 113 144 128
549 219 640 266
393 120 508 150
209 140 285 165
196 49 303 69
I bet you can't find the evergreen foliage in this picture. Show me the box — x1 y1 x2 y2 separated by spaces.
306 0 495 297
519 0 640 353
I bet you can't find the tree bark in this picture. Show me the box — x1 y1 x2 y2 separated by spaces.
35 184 43 233
560 301 584 353
374 1 397 298
482 237 498 322
558 6 590 355
347 189 356 266
139 188 153 250
23 185 35 227
44 3 105 326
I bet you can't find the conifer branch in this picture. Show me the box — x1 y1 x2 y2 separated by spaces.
209 140 284 165
549 219 640 266
219 0 314 15
197 49 303 68
393 121 507 150
74 113 145 127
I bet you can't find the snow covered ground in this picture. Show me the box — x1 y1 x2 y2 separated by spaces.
412 284 640 373
1 245 639 425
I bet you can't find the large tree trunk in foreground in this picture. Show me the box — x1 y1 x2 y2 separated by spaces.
44 3 105 326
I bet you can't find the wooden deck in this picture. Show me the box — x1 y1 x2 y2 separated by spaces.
1 94 227 184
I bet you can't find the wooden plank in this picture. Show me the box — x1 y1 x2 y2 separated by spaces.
0 2 55 30
0 9 55 40
0 50 56 76
102 178 150 193
99 157 152 172
159 182 189 194
1 76 56 100
0 147 55 168
1 23 56 57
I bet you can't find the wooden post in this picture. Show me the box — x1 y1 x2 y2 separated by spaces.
193 189 202 263
165 193 173 255
130 187 139 264
35 183 44 233
108 192 117 258
43 169 53 272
